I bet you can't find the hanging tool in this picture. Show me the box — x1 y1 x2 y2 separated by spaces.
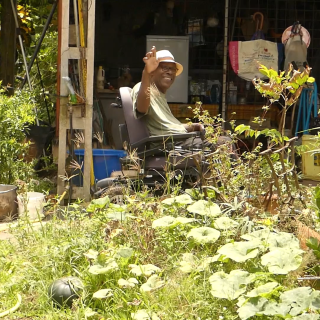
78 0 87 97
252 12 265 40
295 82 318 136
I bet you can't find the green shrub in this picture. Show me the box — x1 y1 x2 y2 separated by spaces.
0 87 37 184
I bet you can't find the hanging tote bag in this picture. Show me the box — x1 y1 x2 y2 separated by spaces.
229 40 281 81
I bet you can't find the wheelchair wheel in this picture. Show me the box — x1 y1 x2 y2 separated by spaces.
103 186 133 205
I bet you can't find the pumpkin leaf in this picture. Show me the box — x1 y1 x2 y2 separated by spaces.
261 247 303 274
152 215 196 228
118 278 139 288
217 241 260 262
214 216 239 230
187 227 220 244
161 194 193 205
246 282 279 297
261 301 291 317
131 309 161 320
140 274 165 292
83 249 99 260
87 196 109 212
88 259 119 274
197 255 222 271
241 229 300 250
115 247 134 259
292 315 320 320
106 211 128 221
209 270 256 300
280 287 313 316
92 288 113 299
178 253 198 273
187 200 221 217
237 296 268 320
129 264 161 276
84 307 97 318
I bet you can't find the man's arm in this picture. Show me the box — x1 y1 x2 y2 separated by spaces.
136 69 151 114
136 46 159 114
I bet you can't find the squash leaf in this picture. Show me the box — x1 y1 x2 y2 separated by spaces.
89 258 119 274
246 282 279 297
129 264 161 276
237 296 268 320
118 278 139 288
209 270 256 300
152 216 196 229
92 288 113 299
187 227 220 244
217 241 260 262
161 194 194 205
187 200 221 217
131 309 161 320
292 315 320 320
261 247 303 274
114 247 134 259
140 274 165 293
280 287 313 316
214 216 239 230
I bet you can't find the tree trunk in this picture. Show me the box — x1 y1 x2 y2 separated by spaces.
0 0 16 95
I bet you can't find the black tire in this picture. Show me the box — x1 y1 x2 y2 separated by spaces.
102 186 133 205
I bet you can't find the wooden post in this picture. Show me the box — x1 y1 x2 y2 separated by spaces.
0 0 16 93
57 0 95 202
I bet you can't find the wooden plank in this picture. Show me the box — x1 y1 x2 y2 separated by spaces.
0 0 16 94
57 0 71 197
82 0 96 201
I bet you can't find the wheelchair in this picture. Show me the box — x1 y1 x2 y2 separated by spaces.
94 87 216 202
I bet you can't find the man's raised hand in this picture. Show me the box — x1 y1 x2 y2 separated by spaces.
143 46 159 74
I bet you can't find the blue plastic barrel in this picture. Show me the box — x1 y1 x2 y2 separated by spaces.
73 149 127 184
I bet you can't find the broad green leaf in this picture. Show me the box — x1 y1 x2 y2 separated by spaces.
214 216 239 230
84 307 97 318
187 227 220 244
140 274 165 292
118 278 139 288
311 290 320 310
237 296 268 320
131 309 160 320
209 270 256 300
178 253 198 273
92 288 113 299
129 264 161 276
262 301 291 317
292 315 320 320
161 194 193 205
280 287 313 316
152 216 196 229
217 241 260 262
261 247 303 274
115 247 134 259
83 249 99 260
106 211 128 221
187 200 221 217
87 196 109 212
88 259 119 274
246 282 279 297
241 229 300 250
197 255 221 271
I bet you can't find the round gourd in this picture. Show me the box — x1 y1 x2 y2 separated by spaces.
48 276 84 307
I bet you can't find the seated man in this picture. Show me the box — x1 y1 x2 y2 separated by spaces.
131 46 235 153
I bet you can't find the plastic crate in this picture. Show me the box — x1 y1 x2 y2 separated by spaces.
73 149 127 185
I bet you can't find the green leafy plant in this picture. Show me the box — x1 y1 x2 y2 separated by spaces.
0 87 36 184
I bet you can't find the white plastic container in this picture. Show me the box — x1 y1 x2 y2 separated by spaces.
97 66 105 90
18 192 45 220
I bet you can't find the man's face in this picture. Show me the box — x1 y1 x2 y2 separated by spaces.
151 62 178 93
